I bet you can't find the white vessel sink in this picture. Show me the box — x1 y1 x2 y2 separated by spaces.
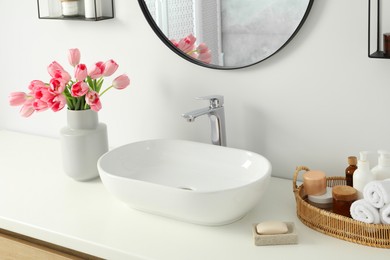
97 139 272 226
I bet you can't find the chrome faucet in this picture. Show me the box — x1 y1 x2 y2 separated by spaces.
182 95 227 146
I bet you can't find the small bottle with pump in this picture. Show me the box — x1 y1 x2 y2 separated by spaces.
371 150 390 180
345 156 357 187
353 151 374 199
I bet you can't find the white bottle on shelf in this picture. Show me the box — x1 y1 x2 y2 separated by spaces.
84 0 102 19
371 150 390 180
48 0 62 17
353 151 374 199
61 0 79 16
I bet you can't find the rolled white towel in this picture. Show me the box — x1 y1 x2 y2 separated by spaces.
380 203 390 224
350 199 381 224
363 180 390 208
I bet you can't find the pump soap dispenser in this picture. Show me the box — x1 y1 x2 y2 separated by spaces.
372 150 390 181
353 151 374 199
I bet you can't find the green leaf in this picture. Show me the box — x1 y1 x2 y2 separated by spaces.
86 76 94 91
96 78 104 93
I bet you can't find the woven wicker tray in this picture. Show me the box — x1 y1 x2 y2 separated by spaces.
293 166 390 248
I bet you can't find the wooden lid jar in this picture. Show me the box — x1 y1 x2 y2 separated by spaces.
303 170 327 195
332 185 358 217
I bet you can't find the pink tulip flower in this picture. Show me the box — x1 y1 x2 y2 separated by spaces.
88 62 105 79
33 86 51 103
9 92 27 106
28 80 46 92
74 64 88 82
20 101 35 117
35 88 59 107
49 78 65 94
56 70 71 85
47 61 65 77
33 88 44 100
197 43 212 64
198 53 211 64
68 48 81 67
176 34 197 53
48 62 71 84
197 43 208 53
50 94 66 112
171 38 196 58
32 99 50 112
112 74 130 90
103 59 119 77
171 39 179 47
71 81 89 97
38 88 64 111
85 90 102 112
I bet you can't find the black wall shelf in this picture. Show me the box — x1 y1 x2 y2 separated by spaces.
38 15 113 21
368 0 390 58
37 0 114 21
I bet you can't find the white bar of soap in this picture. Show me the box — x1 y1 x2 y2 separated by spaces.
256 221 288 235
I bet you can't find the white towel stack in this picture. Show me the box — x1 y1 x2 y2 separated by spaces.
350 179 390 224
380 204 390 224
363 180 390 208
350 199 381 224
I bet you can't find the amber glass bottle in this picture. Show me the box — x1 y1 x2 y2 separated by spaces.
345 156 357 187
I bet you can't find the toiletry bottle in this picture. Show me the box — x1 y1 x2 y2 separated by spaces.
353 151 374 199
371 150 390 180
345 156 357 187
61 0 79 16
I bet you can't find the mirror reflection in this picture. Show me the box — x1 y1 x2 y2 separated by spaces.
140 0 313 69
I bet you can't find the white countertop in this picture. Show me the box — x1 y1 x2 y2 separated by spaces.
0 130 388 259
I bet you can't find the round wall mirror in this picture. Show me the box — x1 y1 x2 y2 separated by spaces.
139 0 314 70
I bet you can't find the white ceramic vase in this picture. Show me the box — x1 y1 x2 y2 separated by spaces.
60 109 108 181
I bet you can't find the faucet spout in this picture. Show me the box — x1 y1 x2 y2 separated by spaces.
182 107 212 122
182 95 227 146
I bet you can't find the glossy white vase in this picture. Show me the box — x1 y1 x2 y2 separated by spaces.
60 109 108 181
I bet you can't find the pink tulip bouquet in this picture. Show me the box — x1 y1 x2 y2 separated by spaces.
9 48 130 117
171 34 212 64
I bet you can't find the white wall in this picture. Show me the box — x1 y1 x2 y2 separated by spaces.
2 0 390 179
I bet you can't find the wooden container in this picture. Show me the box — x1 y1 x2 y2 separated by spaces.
332 185 358 218
293 166 390 248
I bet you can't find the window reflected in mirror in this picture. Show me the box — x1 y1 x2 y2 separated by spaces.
140 0 313 69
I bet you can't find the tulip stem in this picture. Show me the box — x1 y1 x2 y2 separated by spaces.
99 85 113 97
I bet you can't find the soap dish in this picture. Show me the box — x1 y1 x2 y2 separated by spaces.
252 222 298 246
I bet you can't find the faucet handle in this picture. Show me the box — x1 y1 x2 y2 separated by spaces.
196 95 224 108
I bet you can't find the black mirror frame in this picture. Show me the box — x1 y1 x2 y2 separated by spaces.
138 0 314 70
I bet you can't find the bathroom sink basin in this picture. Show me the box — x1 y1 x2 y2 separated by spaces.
97 139 272 225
